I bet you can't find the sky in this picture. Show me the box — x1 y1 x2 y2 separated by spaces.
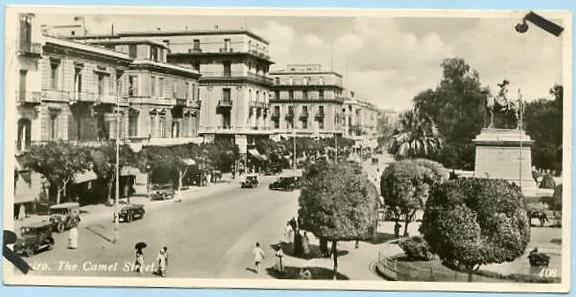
35 11 566 111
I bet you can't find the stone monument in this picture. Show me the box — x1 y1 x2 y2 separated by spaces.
473 81 539 193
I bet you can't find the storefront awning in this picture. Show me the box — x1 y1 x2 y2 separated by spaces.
248 149 266 161
181 158 197 166
121 166 141 176
73 170 98 184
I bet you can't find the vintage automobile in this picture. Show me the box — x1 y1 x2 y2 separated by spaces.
14 221 55 257
269 176 300 191
116 204 145 223
49 202 81 233
241 175 259 188
150 184 175 200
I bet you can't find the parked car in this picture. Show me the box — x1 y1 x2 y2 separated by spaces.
49 202 81 233
117 204 145 222
150 184 175 200
269 176 299 191
14 221 55 257
241 175 259 188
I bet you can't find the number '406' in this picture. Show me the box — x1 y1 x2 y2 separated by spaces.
539 268 558 278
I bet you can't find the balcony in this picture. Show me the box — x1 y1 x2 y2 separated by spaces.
176 99 187 106
315 112 325 119
271 111 280 119
16 91 41 105
17 41 42 58
216 100 233 112
200 71 273 85
285 111 295 119
299 112 309 120
249 49 271 60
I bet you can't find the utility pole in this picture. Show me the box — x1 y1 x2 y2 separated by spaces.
518 89 523 190
113 80 121 243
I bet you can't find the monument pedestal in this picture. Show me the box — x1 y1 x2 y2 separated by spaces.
473 128 538 194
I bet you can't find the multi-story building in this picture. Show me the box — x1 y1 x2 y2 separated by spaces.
9 15 205 211
82 29 276 155
269 64 345 138
77 38 202 150
341 92 381 149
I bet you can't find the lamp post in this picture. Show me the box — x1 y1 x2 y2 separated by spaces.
113 89 120 243
146 164 151 198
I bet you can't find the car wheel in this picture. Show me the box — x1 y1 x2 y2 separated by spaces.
127 213 133 222
56 222 65 233
25 247 34 257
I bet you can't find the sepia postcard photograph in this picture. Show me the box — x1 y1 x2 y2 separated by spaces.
2 6 572 293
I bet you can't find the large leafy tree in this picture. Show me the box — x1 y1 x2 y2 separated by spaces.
298 161 379 279
523 84 563 174
91 142 137 203
387 110 442 160
413 58 490 170
380 159 448 236
420 178 530 282
23 141 92 205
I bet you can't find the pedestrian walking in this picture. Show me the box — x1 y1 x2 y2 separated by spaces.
302 232 310 257
156 248 167 277
299 266 312 280
284 223 293 244
251 242 265 273
274 246 284 273
293 231 303 256
67 221 79 249
18 204 26 221
134 248 144 273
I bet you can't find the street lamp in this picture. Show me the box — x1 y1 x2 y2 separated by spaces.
113 85 120 243
146 164 151 198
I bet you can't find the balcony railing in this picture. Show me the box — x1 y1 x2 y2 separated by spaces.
299 112 309 119
188 48 202 53
285 112 295 119
217 100 233 108
17 41 42 57
271 112 280 118
219 48 234 53
200 71 273 84
16 91 42 105
176 99 187 106
315 112 325 119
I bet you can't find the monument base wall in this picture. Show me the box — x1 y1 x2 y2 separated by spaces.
473 128 539 193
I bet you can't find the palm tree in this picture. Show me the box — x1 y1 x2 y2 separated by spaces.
387 110 442 160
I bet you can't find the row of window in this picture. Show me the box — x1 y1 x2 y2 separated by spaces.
274 90 326 100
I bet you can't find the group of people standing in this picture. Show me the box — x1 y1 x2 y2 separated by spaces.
133 246 169 277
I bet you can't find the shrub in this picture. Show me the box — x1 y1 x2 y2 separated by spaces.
421 178 530 282
539 174 556 189
399 236 433 261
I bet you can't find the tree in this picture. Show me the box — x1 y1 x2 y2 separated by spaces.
380 159 448 236
91 142 137 204
387 110 442 160
420 178 530 282
413 58 490 170
298 161 379 279
23 141 91 205
523 84 563 174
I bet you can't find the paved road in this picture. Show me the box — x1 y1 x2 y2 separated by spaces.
19 176 300 278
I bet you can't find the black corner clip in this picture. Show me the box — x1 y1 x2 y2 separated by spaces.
3 230 33 274
516 11 564 37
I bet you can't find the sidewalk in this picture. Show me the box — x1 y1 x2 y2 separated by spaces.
14 172 243 230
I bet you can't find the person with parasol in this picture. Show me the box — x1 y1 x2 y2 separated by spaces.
134 242 147 274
